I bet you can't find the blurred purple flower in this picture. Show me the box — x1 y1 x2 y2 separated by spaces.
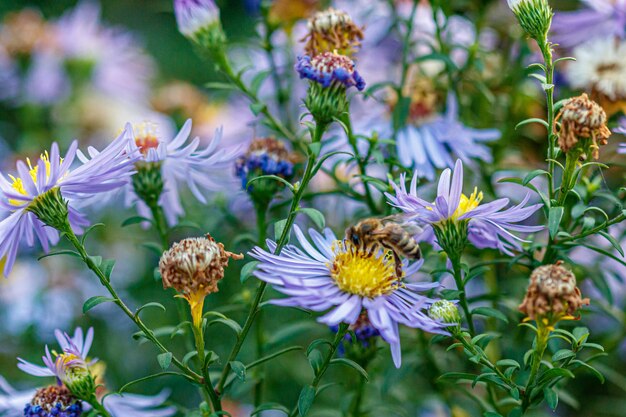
552 0 626 49
53 0 155 103
23 49 70 105
125 119 242 226
0 126 138 276
388 160 543 255
0 376 33 417
174 0 220 39
103 390 177 417
616 117 626 154
249 225 449 368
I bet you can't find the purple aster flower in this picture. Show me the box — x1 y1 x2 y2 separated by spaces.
387 160 543 255
296 52 366 90
551 0 626 49
53 1 155 104
249 226 449 368
396 94 500 180
174 0 221 39
0 126 138 276
0 376 33 417
17 327 95 383
102 390 177 417
125 119 242 226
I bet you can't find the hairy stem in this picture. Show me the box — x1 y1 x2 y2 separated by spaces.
450 253 475 335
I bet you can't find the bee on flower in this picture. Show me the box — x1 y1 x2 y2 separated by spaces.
387 159 543 256
250 225 450 368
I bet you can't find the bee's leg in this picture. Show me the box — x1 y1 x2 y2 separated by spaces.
392 251 403 277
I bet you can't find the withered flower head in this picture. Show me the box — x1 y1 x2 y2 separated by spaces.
556 93 611 160
159 233 243 325
25 385 83 416
0 9 52 56
302 8 364 57
269 0 319 30
519 262 589 324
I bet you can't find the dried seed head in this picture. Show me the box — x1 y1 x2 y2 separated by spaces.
303 8 364 56
26 385 83 416
159 233 243 297
556 93 611 160
519 262 589 321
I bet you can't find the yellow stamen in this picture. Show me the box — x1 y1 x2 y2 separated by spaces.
8 151 59 207
329 240 401 299
451 187 483 220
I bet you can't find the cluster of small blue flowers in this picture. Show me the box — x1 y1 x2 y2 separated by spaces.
235 137 295 191
24 402 82 417
295 52 365 91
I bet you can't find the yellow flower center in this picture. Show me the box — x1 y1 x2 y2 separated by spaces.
329 240 401 299
451 187 483 221
8 151 57 207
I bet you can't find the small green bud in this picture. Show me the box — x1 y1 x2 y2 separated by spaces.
27 187 70 231
132 161 164 207
429 300 462 332
508 0 553 42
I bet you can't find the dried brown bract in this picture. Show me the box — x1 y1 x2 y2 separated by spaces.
556 93 611 160
519 262 589 322
302 8 364 57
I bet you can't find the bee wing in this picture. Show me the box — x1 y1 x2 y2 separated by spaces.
380 214 424 237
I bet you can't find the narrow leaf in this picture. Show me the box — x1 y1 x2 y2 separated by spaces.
83 296 115 313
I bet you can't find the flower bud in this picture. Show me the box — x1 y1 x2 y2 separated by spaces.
332 312 380 364
519 262 590 324
296 52 365 126
159 234 243 326
174 0 226 54
27 187 70 232
235 137 297 208
508 0 553 42
429 300 462 334
302 8 364 57
25 385 83 417
556 93 611 160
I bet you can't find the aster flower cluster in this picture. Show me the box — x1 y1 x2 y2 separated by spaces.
235 137 296 195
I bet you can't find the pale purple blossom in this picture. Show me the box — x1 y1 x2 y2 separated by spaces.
18 327 95 383
388 160 543 255
174 0 220 39
0 126 139 276
249 226 449 368
125 119 242 226
551 0 626 49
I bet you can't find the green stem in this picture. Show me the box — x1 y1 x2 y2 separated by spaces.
342 114 379 214
193 321 222 412
216 122 327 394
456 336 519 392
540 42 556 200
557 151 579 207
146 201 169 250
450 254 475 335
522 324 550 411
61 225 203 384
87 398 113 417
254 201 269 406
289 324 350 417
348 374 366 417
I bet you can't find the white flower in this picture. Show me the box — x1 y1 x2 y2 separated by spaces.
567 37 626 100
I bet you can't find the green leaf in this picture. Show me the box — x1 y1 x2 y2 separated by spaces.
329 358 369 381
208 318 242 336
157 352 173 370
246 175 294 192
306 338 332 356
274 219 288 241
522 169 550 186
496 359 520 369
83 296 115 313
298 208 325 229
205 82 238 91
438 372 476 382
515 118 549 130
240 261 259 283
230 361 246 381
251 403 289 416
246 346 302 370
100 259 115 280
538 367 575 385
548 206 564 239
118 372 190 393
543 387 558 410
484 412 503 417
507 407 522 417
599 231 624 257
121 216 150 227
551 349 575 362
38 250 80 261
572 360 605 383
142 242 164 256
250 102 266 116
307 349 324 374
250 71 270 95
80 223 105 244
298 385 316 416
472 307 509 324
182 350 198 365
135 302 166 316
